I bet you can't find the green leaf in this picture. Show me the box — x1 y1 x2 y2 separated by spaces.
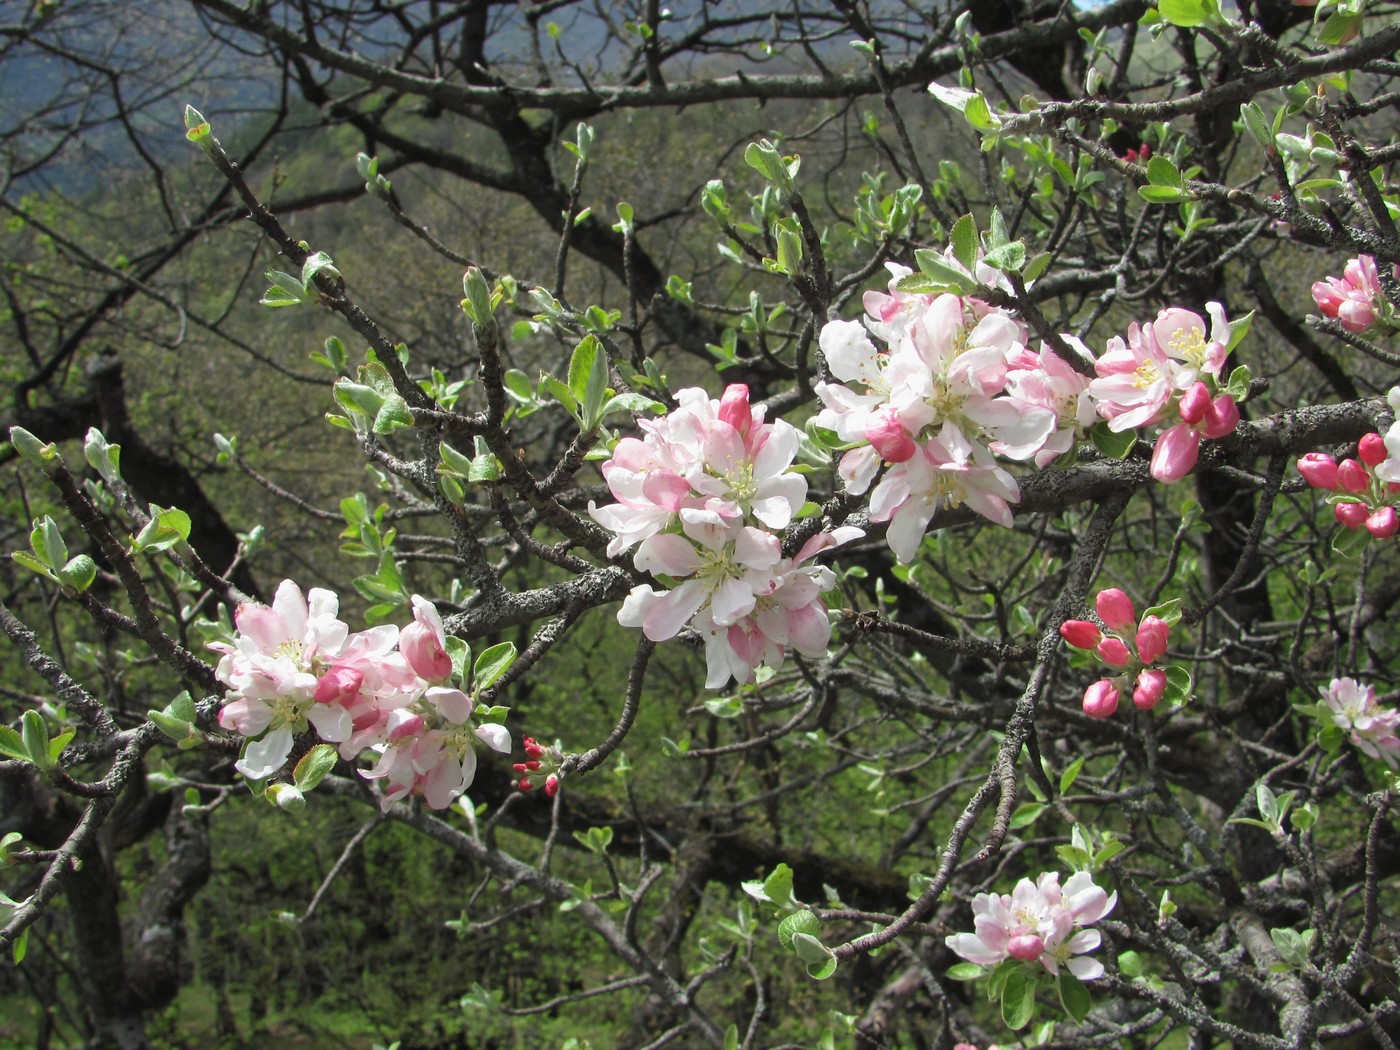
1023 251 1054 283
21 711 52 772
601 392 663 420
910 249 979 293
1057 971 1092 1024
1059 756 1085 795
1158 0 1217 28
13 927 28 964
472 642 517 692
1163 664 1193 706
806 957 838 980
1146 155 1182 187
1138 185 1191 204
32 517 66 571
949 214 979 272
1092 425 1136 460
1140 598 1182 627
1118 950 1145 978
372 394 413 435
1332 522 1372 558
1009 802 1046 829
58 555 97 593
0 725 29 761
947 962 985 981
983 241 1026 272
1240 102 1274 152
790 931 831 965
1001 966 1037 1029
778 910 822 950
1318 11 1362 46
301 251 340 287
11 552 53 581
294 744 339 792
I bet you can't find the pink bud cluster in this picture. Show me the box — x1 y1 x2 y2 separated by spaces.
945 870 1116 980
1060 589 1174 718
589 383 863 689
1311 255 1392 335
213 581 511 811
814 252 1246 562
514 735 562 796
1298 388 1400 539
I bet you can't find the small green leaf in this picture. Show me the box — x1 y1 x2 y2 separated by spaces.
472 641 517 692
58 555 97 593
947 962 986 981
294 744 339 792
1118 950 1145 978
0 725 30 761
1059 757 1085 795
806 957 838 980
1057 971 1091 1024
1092 425 1136 460
778 910 822 950
1001 966 1037 1029
1009 802 1046 829
790 931 832 965
21 711 52 772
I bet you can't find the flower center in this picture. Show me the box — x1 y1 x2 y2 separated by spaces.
1167 325 1208 367
1132 359 1163 390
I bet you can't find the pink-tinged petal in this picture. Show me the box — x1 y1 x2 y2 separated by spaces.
270 579 309 640
717 384 752 435
1150 424 1201 484
635 533 703 577
1007 934 1044 961
219 697 273 736
837 445 881 495
709 576 758 627
399 620 453 683
945 933 1005 966
1065 956 1105 981
733 527 782 571
641 469 692 512
236 726 294 781
1096 637 1131 667
307 703 353 742
1178 382 1210 424
618 585 661 628
1134 668 1167 710
642 579 708 641
792 525 865 566
426 686 474 724
475 723 512 753
233 603 284 653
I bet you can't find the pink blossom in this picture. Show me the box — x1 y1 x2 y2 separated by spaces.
1088 324 1176 432
1312 255 1383 334
1320 678 1400 767
400 596 454 683
1149 388 1239 484
946 871 1116 980
1095 589 1136 632
1083 679 1120 719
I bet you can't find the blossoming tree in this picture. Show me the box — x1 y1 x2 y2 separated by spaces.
2 1 1400 1047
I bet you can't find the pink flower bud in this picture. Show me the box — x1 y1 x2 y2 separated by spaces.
1095 588 1136 632
544 774 560 797
1178 382 1211 425
1366 506 1399 538
1139 142 1152 161
1059 619 1103 649
1337 458 1370 494
1358 433 1387 467
1335 501 1369 529
1097 636 1131 667
1297 453 1339 490
1136 616 1171 665
399 620 453 683
1133 668 1168 710
866 409 916 463
1008 934 1044 961
1083 679 1120 719
718 384 753 436
314 666 363 705
1202 394 1240 439
518 777 534 792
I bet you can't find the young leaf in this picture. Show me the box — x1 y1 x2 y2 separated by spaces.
472 641 517 692
294 744 340 792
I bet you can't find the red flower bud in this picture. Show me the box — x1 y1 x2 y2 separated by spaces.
1366 506 1399 538
1083 679 1120 719
1095 588 1136 632
1358 433 1387 467
544 774 560 797
1133 668 1168 710
1178 382 1210 425
1136 616 1171 665
1335 501 1370 529
1297 452 1339 490
1097 636 1131 667
518 777 534 792
1337 458 1370 494
1059 619 1103 649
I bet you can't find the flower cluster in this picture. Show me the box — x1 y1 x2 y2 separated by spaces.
946 870 1117 981
815 259 1244 561
1318 677 1400 768
590 384 862 689
214 581 512 810
1297 386 1400 539
1311 255 1391 335
514 735 562 796
1060 588 1176 718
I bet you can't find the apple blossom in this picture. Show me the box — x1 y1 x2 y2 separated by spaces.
1135 616 1170 665
1312 255 1384 334
1083 679 1120 719
946 871 1116 980
1367 507 1399 538
1320 678 1400 767
1336 502 1370 529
